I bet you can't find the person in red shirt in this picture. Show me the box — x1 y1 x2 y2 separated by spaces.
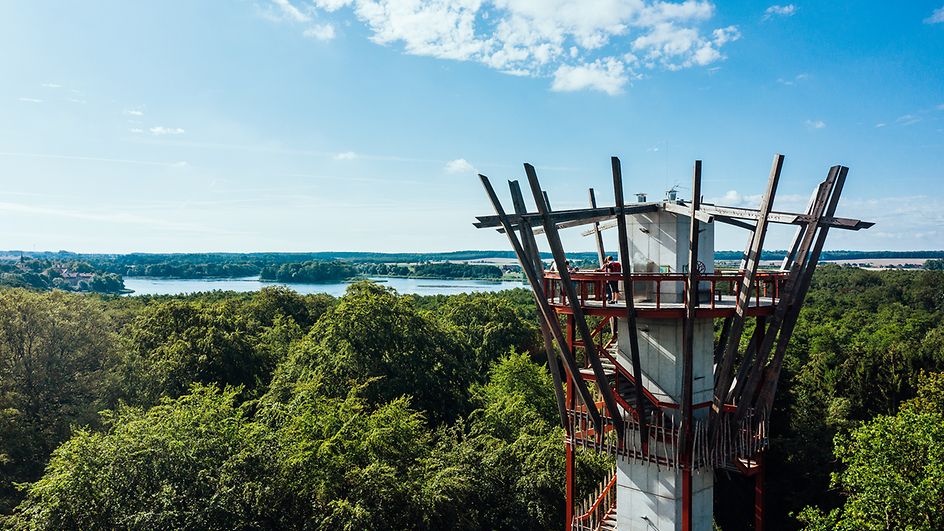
602 255 621 303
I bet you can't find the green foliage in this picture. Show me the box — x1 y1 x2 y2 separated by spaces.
260 261 357 283
6 385 271 530
924 259 944 271
798 372 944 530
267 282 473 424
0 290 116 513
406 263 502 279
752 266 944 527
7 265 942 530
437 292 541 376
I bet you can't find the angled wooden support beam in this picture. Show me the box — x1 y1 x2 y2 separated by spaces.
729 315 767 402
780 187 819 271
734 166 840 421
611 157 650 451
589 188 607 267
711 154 783 428
680 160 702 531
663 201 714 224
523 163 626 440
715 216 756 232
755 166 850 413
680 203 870 230
474 206 617 230
478 174 601 430
509 180 568 429
714 316 733 365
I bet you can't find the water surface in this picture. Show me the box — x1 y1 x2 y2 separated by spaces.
123 276 525 297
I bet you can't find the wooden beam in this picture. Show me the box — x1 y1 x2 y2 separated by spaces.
474 206 617 229
715 216 756 232
524 163 626 440
589 188 606 267
611 156 650 452
510 180 568 430
478 204 661 233
780 188 817 271
714 316 733 365
734 166 840 421
678 202 871 231
729 315 767 402
755 167 850 413
680 160 702 531
663 200 714 224
478 173 602 429
711 154 783 425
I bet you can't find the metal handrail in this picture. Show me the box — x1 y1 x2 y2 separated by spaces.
574 469 617 531
544 269 788 310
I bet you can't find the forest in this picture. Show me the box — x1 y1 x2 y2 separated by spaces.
0 266 942 530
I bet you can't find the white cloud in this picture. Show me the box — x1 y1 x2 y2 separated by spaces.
445 158 474 174
552 58 627 95
149 126 186 135
777 72 808 85
805 119 826 129
272 0 311 22
924 6 944 24
303 23 336 40
334 151 357 160
279 0 740 95
875 123 886 128
763 4 796 20
124 109 144 116
18 97 43 103
896 114 921 126
129 128 145 134
41 83 62 88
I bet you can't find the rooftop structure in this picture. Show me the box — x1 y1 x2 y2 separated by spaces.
475 155 872 531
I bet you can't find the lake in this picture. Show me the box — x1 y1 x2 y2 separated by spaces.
122 276 526 297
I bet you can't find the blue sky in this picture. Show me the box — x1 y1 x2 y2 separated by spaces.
1 1 942 253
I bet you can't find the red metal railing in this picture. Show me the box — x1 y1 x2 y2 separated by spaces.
544 270 787 312
573 469 616 531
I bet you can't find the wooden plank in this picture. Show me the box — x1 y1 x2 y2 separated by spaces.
478 173 602 429
523 163 626 440
611 156 650 451
755 167 849 412
589 188 606 267
734 167 839 421
509 180 568 429
711 154 783 422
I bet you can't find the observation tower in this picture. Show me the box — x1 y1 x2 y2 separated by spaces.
474 155 872 531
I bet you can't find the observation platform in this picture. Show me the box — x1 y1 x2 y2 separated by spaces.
543 270 788 319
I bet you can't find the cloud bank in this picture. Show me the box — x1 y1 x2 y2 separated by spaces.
272 0 741 94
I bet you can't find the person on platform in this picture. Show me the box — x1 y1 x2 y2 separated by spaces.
601 256 621 303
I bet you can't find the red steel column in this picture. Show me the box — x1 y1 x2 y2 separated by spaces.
565 315 576 531
754 454 765 531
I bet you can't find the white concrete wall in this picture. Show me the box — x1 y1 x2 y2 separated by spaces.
616 465 713 531
613 209 716 530
615 318 714 405
624 210 714 303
